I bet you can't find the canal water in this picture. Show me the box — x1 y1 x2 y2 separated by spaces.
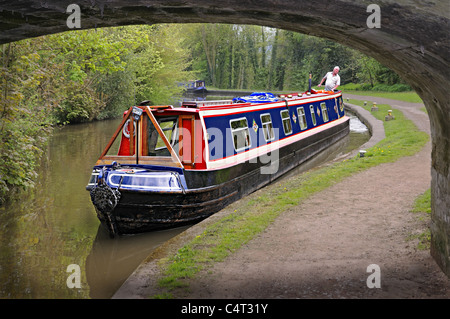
0 100 369 299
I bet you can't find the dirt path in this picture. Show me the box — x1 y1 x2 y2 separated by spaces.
182 95 449 298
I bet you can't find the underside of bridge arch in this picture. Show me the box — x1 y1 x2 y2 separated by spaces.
1 0 449 276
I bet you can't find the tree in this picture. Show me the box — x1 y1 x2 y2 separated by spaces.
129 25 192 105
0 41 53 202
0 24 193 203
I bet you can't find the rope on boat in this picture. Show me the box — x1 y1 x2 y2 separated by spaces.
90 183 120 214
89 169 121 237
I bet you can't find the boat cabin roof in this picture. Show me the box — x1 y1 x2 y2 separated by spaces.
179 90 338 112
95 90 342 171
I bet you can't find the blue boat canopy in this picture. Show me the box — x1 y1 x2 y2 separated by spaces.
232 92 280 104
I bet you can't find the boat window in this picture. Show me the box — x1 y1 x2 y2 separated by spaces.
310 105 316 126
230 118 251 151
297 107 307 130
147 117 179 156
260 113 275 141
321 102 329 122
280 110 292 135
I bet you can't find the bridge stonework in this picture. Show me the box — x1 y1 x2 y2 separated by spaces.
1 0 449 277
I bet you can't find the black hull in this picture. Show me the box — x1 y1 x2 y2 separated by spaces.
186 88 207 94
95 118 349 235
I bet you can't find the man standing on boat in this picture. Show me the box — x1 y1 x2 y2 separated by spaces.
318 66 341 91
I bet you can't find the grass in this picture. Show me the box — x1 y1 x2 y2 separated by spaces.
341 89 423 104
209 87 423 104
411 188 431 215
408 188 432 250
152 98 429 298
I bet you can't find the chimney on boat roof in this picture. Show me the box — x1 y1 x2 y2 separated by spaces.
139 100 152 106
182 101 198 108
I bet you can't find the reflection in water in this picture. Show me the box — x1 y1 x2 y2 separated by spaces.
0 99 369 299
0 118 186 298
86 225 187 299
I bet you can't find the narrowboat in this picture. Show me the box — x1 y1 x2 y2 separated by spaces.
185 80 207 94
86 89 349 236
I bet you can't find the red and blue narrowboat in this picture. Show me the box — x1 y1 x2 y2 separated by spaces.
86 89 349 236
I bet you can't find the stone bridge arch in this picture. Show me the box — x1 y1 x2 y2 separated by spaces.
1 0 448 276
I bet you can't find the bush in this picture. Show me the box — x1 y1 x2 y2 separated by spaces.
371 83 391 91
340 83 361 90
94 69 136 120
52 80 106 124
0 117 51 203
371 83 411 92
359 83 373 91
340 83 373 91
388 83 412 92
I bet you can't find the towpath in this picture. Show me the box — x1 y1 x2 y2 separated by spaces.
114 94 449 299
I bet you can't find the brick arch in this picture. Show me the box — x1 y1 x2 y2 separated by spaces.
1 0 448 276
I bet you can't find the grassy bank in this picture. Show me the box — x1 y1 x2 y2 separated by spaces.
208 87 423 104
341 89 423 104
408 188 432 250
152 99 429 298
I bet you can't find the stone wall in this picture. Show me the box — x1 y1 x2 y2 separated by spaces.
0 0 448 277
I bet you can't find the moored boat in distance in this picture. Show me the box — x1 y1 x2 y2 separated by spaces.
184 80 207 94
86 89 349 236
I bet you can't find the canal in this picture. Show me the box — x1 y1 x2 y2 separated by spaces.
0 98 369 299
